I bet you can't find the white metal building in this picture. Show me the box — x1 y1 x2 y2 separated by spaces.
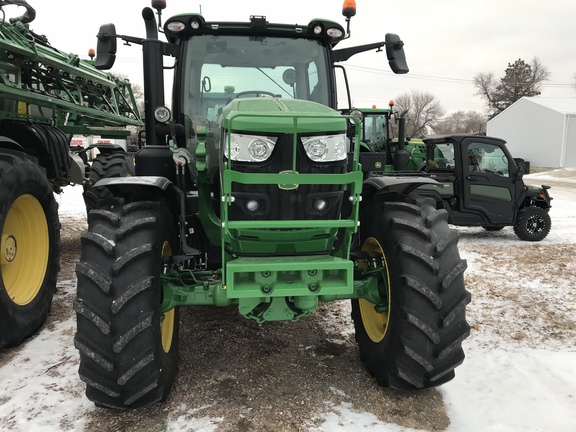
487 97 576 169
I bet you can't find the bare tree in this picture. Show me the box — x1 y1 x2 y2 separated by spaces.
472 72 498 113
393 90 445 138
130 82 145 120
433 110 487 135
474 57 551 118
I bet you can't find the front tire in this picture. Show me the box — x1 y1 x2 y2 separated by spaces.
0 150 60 348
352 193 470 389
513 206 551 241
74 199 179 408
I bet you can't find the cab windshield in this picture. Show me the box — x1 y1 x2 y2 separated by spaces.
181 35 331 130
362 113 389 151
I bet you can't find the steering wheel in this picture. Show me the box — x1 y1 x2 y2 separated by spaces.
235 90 277 98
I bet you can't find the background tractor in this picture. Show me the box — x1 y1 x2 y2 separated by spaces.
350 106 552 241
74 0 470 408
0 0 142 349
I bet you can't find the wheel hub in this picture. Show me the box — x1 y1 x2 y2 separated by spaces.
359 237 391 343
1 234 17 264
2 194 49 305
528 216 544 233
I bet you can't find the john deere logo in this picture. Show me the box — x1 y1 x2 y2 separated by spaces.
278 170 299 190
2 235 17 264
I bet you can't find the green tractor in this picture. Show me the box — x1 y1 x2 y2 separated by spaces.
346 103 427 173
349 106 553 241
74 0 470 408
0 0 142 349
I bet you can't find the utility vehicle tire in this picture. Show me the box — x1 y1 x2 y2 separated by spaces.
0 150 60 348
83 152 135 213
513 206 551 242
74 199 179 409
352 193 470 390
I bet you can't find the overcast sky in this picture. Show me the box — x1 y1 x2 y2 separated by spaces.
10 0 576 116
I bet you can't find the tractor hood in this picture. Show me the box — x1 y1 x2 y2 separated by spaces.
221 98 346 135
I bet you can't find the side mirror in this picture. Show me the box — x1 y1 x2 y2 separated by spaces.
514 158 530 179
95 24 118 70
385 33 409 74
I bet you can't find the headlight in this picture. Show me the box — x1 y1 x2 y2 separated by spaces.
302 134 348 162
225 134 277 162
326 28 343 38
349 110 363 123
166 21 186 32
154 106 171 123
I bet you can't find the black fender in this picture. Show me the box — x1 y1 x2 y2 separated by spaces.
0 122 70 180
1 134 84 187
525 184 553 210
0 135 25 153
94 175 173 195
363 175 442 196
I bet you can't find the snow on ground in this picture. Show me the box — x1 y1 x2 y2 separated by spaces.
315 169 576 432
436 170 576 432
1 170 575 431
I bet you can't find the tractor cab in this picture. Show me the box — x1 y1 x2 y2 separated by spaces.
353 107 393 152
173 16 338 147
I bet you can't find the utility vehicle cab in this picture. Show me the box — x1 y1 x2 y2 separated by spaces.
418 134 552 241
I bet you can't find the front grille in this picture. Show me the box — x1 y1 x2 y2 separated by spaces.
228 134 348 221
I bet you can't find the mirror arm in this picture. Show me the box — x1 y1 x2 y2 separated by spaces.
119 35 145 46
332 42 385 62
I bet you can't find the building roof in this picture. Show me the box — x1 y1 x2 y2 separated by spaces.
522 97 576 115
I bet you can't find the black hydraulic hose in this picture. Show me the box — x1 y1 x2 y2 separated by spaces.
4 0 36 24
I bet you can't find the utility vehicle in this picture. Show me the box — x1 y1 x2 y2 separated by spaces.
349 106 552 241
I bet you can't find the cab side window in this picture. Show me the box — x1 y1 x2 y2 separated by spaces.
429 143 455 170
467 142 509 177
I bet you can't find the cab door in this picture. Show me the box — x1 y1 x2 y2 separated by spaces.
461 138 515 224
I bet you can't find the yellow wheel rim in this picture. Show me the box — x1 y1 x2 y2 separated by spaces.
1 194 49 305
358 237 391 343
160 241 175 353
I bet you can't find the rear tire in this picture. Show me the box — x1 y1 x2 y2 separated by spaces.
75 199 179 408
352 193 470 389
83 152 135 213
0 150 60 348
513 206 551 241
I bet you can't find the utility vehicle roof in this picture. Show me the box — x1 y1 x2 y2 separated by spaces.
423 133 506 146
